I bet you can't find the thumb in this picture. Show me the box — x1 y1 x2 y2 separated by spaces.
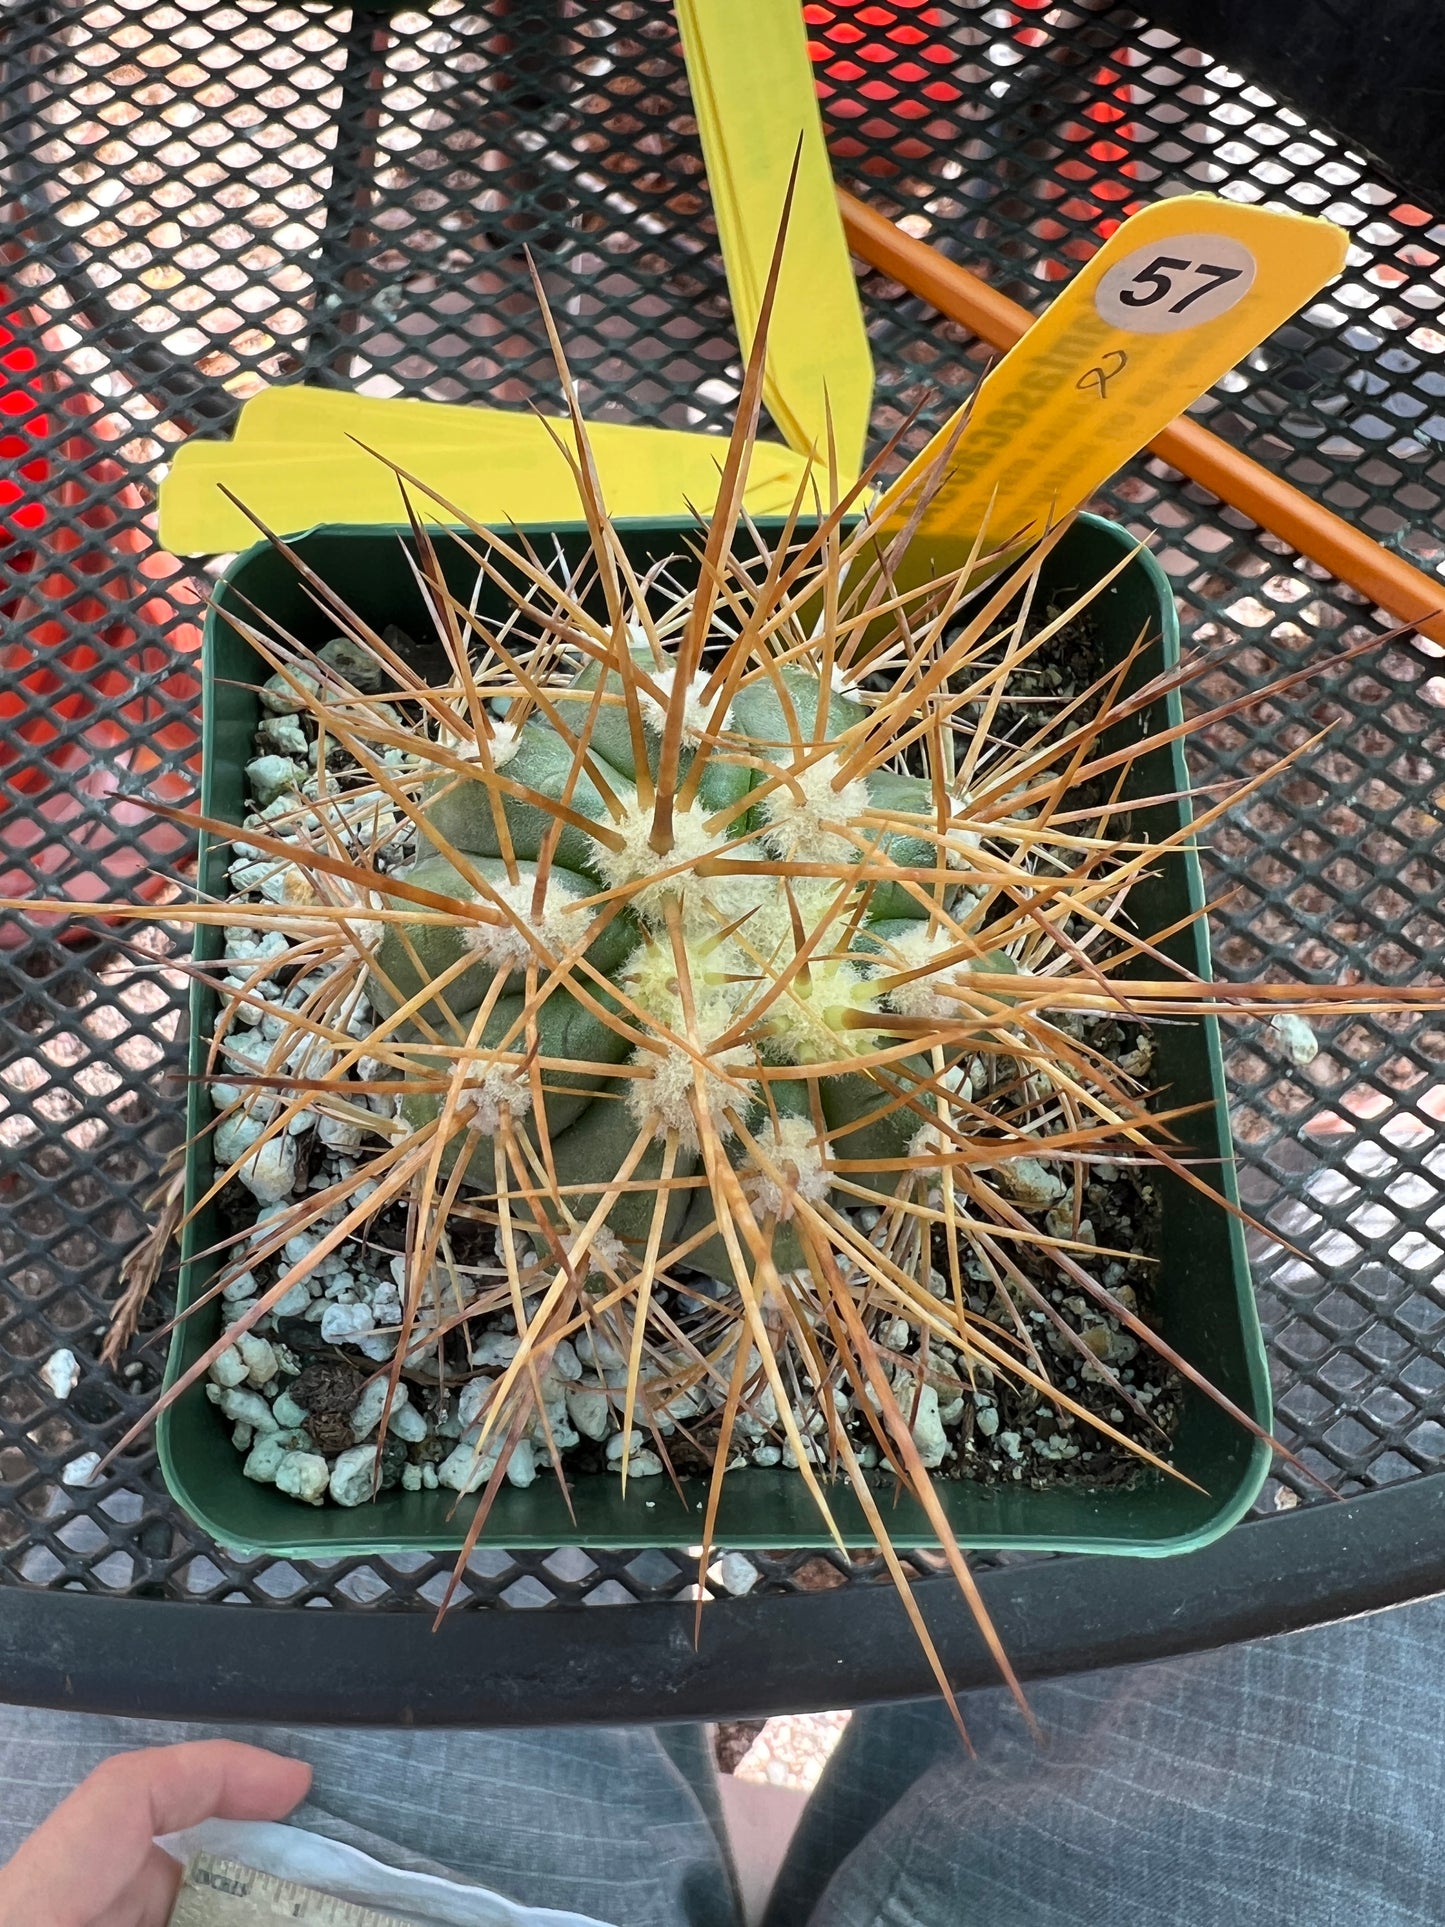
141 1741 314 1831
0 1743 312 1927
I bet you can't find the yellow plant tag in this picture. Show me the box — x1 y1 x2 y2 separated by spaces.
157 402 815 554
230 386 582 448
877 194 1347 564
676 0 873 479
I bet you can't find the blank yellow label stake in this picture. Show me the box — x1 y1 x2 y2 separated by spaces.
676 0 873 478
157 394 817 554
876 194 1347 565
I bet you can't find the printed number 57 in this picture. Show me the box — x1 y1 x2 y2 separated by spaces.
1117 254 1244 314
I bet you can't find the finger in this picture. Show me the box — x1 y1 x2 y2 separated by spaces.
0 1743 311 1927
88 1848 182 1927
122 1740 313 1833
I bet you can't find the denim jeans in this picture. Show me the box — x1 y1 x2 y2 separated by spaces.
2 1595 1442 1926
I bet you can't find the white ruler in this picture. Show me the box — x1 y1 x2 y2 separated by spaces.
169 1853 421 1926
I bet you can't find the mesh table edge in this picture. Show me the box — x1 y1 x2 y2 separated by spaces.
0 1480 1442 1722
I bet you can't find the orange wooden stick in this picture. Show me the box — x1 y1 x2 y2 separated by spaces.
838 187 1445 646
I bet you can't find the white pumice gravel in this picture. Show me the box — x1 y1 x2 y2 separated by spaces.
62 1451 102 1487
715 1553 760 1595
208 1346 250 1391
212 1386 277 1432
276 1450 331 1505
237 1135 297 1203
470 1333 520 1369
909 1385 949 1470
547 1338 582 1381
244 1431 311 1484
437 1437 504 1495
318 1113 366 1151
215 1113 267 1169
236 1333 278 1387
328 1444 381 1507
1272 1011 1320 1066
389 1402 429 1444
349 1377 408 1440
271 1391 308 1430
994 1155 1067 1209
565 1386 611 1441
467 1372 512 1426
319 1301 375 1346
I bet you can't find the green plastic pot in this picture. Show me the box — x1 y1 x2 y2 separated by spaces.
159 512 1271 1559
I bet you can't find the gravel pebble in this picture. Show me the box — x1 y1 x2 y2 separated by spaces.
238 1136 298 1203
208 1347 250 1391
909 1384 948 1469
320 1301 375 1346
276 1450 331 1504
246 754 302 809
566 1386 611 1441
215 1113 270 1172
236 1333 277 1387
1272 1012 1320 1066
350 1377 407 1440
328 1444 381 1507
470 1333 521 1369
437 1438 504 1494
716 1553 760 1596
272 1392 308 1429
273 1281 313 1318
216 1386 278 1432
243 1430 310 1484
995 1156 1067 1209
391 1402 430 1443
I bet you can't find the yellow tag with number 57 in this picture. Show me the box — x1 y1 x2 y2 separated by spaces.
877 194 1348 562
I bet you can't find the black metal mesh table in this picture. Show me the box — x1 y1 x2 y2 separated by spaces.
2 0 1442 1723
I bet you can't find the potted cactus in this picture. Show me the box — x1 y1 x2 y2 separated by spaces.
150 423 1288 1621
62 300 1428 1718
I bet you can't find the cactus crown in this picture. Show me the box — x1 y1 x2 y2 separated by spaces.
378 586 992 1270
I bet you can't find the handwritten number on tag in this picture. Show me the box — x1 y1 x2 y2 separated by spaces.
1076 348 1128 400
1117 254 1245 314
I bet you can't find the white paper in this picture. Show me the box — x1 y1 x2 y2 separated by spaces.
159 1819 616 1927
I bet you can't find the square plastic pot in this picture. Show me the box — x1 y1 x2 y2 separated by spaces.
159 512 1271 1558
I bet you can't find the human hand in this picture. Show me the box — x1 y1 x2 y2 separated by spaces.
0 1740 311 1927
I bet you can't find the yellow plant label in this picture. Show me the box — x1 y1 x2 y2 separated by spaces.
676 0 873 478
157 398 815 554
876 194 1347 562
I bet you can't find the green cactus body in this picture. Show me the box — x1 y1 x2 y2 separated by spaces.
376 648 1002 1281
